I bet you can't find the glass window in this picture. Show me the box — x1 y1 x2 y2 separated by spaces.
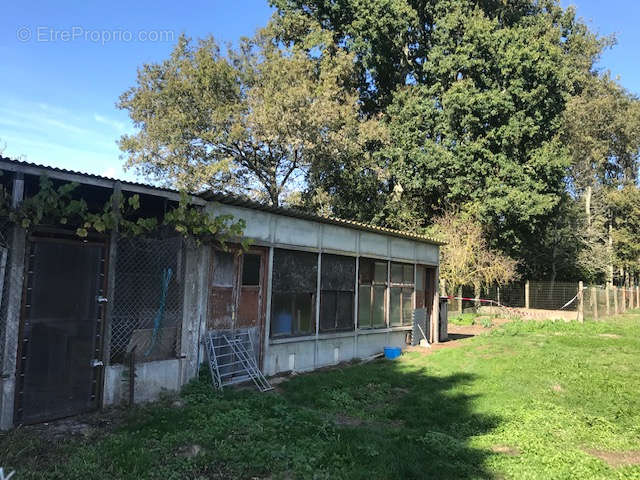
212 251 234 286
390 262 415 327
242 254 261 286
390 287 402 326
320 254 355 333
358 285 372 326
358 258 388 329
270 249 318 337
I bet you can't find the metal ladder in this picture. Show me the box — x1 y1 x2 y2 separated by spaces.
206 329 273 392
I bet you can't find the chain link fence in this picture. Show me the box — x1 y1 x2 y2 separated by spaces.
445 277 640 323
110 234 185 364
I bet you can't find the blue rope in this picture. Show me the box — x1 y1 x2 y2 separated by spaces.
145 267 173 357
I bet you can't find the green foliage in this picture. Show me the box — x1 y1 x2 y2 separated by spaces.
4 176 245 245
163 192 247 248
271 0 640 283
5 315 640 478
117 15 382 207
449 312 478 326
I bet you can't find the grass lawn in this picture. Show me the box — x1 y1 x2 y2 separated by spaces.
3 313 640 479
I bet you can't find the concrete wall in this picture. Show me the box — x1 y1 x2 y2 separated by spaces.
208 201 441 377
103 359 182 405
264 330 411 376
208 202 439 265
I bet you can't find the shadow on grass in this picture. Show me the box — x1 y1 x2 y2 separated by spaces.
278 359 500 479
0 359 500 480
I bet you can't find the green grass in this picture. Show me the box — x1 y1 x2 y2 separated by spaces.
449 312 480 325
4 313 640 479
449 312 496 328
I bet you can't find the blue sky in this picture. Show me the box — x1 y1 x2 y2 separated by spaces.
1 1 639 182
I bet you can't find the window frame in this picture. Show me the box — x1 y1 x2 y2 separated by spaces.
358 258 389 329
319 254 356 333
269 248 318 339
389 262 415 327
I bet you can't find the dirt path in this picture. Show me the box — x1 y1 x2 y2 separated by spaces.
405 317 512 355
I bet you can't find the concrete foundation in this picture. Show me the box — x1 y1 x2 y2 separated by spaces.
103 359 183 405
263 328 411 376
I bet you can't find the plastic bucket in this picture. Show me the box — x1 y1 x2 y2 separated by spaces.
384 346 402 360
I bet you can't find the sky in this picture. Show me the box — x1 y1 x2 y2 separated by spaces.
1 0 639 183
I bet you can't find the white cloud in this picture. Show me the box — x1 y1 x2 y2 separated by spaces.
101 166 117 178
94 113 126 132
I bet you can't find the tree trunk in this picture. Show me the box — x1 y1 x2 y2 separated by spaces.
585 185 592 229
608 216 614 286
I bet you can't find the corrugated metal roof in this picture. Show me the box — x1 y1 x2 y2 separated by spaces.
0 156 444 246
0 155 181 194
202 192 444 245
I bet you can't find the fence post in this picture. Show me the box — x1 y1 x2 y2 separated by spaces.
577 281 584 322
622 287 627 312
637 286 639 310
497 286 501 306
605 284 611 317
591 286 598 320
613 285 618 314
457 287 462 314
525 280 530 309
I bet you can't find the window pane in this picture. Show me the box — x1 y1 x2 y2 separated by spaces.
294 292 314 335
391 263 403 283
358 285 372 328
322 254 355 291
374 262 387 283
336 291 354 330
359 258 373 284
271 292 314 337
403 265 414 284
242 254 261 286
320 291 337 332
402 288 414 325
212 251 234 286
272 249 317 293
390 287 402 326
271 294 293 336
373 286 386 327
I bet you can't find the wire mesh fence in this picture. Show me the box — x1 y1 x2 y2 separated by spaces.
445 277 640 323
110 234 185 364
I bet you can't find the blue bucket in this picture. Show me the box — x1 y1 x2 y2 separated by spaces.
384 346 402 360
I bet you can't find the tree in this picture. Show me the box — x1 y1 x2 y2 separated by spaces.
118 16 377 206
430 210 517 296
563 74 640 284
275 0 606 276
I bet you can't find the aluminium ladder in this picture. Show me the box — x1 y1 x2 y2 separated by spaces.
206 329 273 392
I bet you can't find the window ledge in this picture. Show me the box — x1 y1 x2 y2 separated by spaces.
357 326 413 334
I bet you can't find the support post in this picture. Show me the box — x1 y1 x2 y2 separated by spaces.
637 286 640 310
577 281 584 323
605 284 610 317
614 285 619 314
525 280 530 310
101 182 121 406
622 286 626 312
432 267 440 344
591 286 598 320
0 173 25 430
457 287 462 314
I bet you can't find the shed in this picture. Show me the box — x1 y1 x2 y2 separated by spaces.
0 156 441 429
